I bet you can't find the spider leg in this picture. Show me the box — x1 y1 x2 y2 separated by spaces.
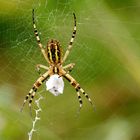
36 64 49 75
76 90 83 111
20 91 32 112
62 13 76 63
63 63 75 73
20 71 49 112
62 70 93 110
32 9 50 63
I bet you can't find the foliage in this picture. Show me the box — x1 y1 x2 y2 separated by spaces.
0 0 140 140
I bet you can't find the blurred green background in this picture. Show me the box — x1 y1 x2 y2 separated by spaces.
0 0 140 140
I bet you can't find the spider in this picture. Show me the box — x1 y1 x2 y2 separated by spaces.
21 9 93 112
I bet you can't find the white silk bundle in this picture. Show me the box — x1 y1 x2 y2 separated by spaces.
46 74 64 96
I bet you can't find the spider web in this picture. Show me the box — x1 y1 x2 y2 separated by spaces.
0 0 116 86
0 0 140 140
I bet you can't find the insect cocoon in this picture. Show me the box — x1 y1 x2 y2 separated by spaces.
46 74 64 96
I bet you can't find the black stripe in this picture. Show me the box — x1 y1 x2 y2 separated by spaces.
41 74 48 82
76 85 81 91
78 96 81 99
37 39 40 43
85 95 89 98
57 67 59 74
79 100 82 103
53 68 55 73
34 29 38 33
57 46 61 62
69 42 72 45
36 81 41 87
77 86 81 90
32 86 37 92
51 47 56 62
47 52 50 59
63 75 71 82
83 92 85 95
73 31 76 34
25 96 29 99
72 82 76 87
42 78 46 82
42 79 45 82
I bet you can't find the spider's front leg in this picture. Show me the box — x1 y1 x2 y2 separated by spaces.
32 9 50 64
62 13 76 63
20 71 49 112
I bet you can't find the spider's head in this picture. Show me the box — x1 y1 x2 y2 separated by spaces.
46 39 62 64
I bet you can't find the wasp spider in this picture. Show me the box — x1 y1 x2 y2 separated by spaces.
21 9 93 112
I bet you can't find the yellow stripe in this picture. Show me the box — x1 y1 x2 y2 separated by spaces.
55 45 58 63
48 46 53 63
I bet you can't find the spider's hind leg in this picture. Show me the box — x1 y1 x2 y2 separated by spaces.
20 71 49 113
20 89 33 112
77 86 93 106
62 71 94 111
76 89 83 112
20 86 38 114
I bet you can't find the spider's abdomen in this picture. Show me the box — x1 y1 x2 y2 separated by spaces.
46 39 62 64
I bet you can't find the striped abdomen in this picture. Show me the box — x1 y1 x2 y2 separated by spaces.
46 39 62 64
